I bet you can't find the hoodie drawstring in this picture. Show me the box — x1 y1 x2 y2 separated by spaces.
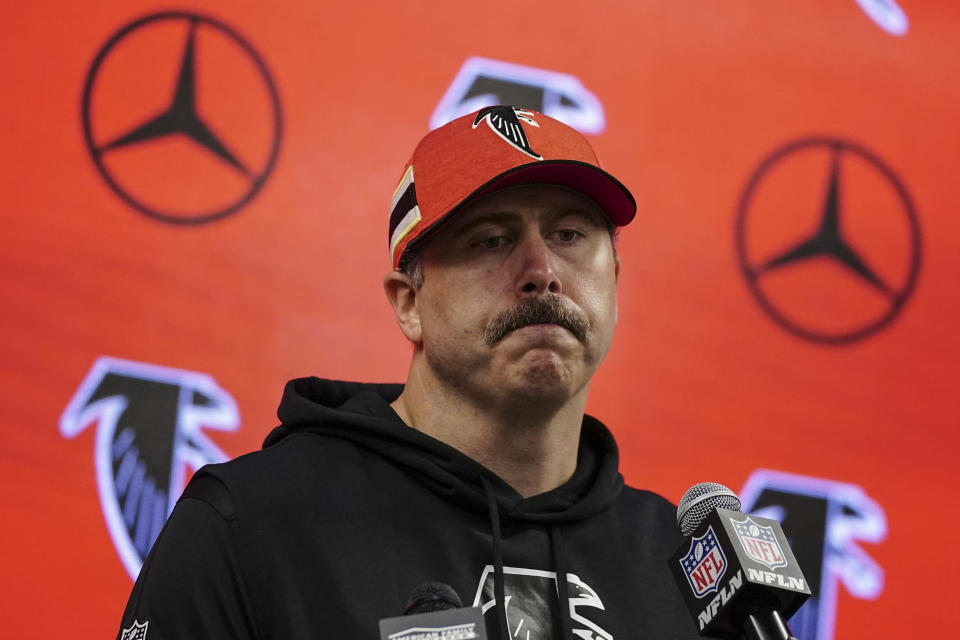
550 526 573 640
481 475 572 640
481 475 511 640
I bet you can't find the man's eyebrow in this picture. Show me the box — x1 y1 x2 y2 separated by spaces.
447 206 607 241
448 211 519 237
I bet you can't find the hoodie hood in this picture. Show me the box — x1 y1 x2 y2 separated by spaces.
265 377 624 524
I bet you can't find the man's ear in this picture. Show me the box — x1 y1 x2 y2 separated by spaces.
383 270 422 344
613 253 621 324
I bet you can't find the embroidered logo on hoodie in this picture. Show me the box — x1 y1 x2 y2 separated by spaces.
120 619 149 640
472 566 612 640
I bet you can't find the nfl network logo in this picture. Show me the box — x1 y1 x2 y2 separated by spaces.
680 526 728 598
733 516 787 570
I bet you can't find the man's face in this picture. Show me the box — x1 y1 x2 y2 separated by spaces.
412 184 620 408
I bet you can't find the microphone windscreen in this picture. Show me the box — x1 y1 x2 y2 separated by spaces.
676 482 742 536
404 581 463 615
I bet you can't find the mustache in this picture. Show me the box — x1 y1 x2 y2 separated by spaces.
483 296 591 345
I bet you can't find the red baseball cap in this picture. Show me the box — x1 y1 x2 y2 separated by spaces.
388 106 636 268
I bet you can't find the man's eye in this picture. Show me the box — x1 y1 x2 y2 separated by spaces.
477 236 506 249
553 229 581 243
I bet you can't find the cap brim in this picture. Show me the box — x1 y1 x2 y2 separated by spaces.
403 160 636 260
472 160 636 226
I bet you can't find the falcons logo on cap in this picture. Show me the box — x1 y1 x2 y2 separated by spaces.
472 105 543 160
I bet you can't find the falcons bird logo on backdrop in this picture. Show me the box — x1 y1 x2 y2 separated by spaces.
60 356 239 578
430 57 606 134
740 469 887 640
473 106 543 160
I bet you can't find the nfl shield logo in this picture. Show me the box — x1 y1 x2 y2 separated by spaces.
679 526 728 598
733 516 788 570
120 620 148 640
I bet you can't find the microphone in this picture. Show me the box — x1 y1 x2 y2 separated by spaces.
669 482 811 640
380 581 487 640
677 481 744 537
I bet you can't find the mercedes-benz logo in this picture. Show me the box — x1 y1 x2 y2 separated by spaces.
735 138 921 345
81 12 283 224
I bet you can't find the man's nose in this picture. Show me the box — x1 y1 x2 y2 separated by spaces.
516 235 562 296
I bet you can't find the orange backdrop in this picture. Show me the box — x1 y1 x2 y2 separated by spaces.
1 1 957 638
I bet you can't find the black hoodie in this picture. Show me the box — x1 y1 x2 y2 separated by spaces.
116 378 700 640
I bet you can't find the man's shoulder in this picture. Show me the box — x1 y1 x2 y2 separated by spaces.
619 484 678 512
181 429 374 515
613 484 684 543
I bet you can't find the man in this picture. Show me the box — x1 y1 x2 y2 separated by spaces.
115 106 699 640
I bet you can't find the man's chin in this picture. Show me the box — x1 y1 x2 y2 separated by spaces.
499 351 584 402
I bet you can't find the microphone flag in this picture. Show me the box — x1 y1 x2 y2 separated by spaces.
670 508 812 638
379 606 487 640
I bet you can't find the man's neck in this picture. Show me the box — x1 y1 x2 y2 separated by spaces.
391 366 588 498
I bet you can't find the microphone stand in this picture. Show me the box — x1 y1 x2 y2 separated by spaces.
741 608 799 640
